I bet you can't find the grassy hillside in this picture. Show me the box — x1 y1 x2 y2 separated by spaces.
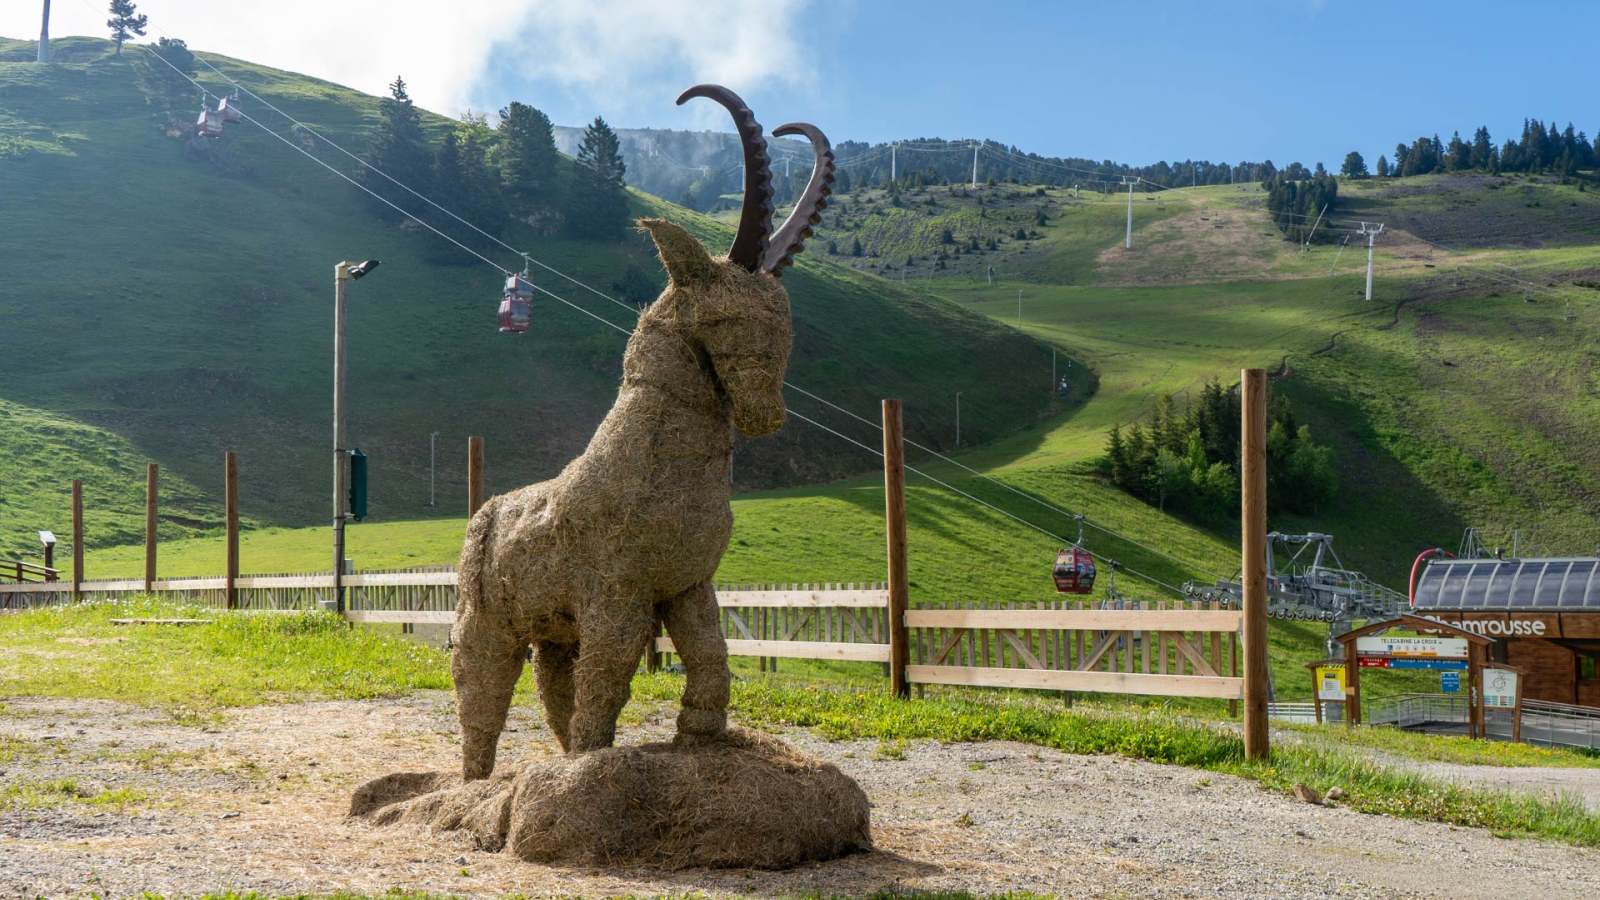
0 36 1064 556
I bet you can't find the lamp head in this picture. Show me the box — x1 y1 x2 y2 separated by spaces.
349 259 381 280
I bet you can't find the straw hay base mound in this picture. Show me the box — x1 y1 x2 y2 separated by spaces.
350 727 872 870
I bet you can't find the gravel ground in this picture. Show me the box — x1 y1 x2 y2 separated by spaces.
2 692 1599 899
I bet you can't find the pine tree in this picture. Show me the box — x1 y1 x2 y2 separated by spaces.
150 37 193 108
1340 151 1367 178
497 101 558 211
359 77 433 221
567 116 628 239
1375 155 1390 178
107 0 147 56
1470 126 1494 170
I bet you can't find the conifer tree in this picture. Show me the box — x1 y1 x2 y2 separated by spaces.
497 101 558 211
107 0 147 56
359 77 433 221
568 116 629 238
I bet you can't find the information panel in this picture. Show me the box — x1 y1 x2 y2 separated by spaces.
1484 669 1519 709
1315 665 1346 701
1355 636 1469 659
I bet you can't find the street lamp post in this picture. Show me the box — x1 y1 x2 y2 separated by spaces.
955 392 962 448
333 259 378 613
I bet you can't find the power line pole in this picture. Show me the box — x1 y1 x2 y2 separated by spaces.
37 0 49 63
890 141 897 182
971 142 979 187
428 430 439 507
955 392 962 448
1121 176 1140 249
1360 222 1385 300
1017 288 1023 326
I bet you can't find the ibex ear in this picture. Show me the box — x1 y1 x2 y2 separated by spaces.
639 218 714 287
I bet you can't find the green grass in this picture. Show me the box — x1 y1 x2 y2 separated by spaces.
1281 719 1600 768
8 599 1600 848
0 597 450 706
0 776 147 811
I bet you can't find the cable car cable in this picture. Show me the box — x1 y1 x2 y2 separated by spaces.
138 34 1215 596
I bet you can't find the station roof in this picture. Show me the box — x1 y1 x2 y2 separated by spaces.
1413 557 1600 611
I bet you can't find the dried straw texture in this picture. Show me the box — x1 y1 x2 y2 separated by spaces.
452 218 795 780
351 727 872 869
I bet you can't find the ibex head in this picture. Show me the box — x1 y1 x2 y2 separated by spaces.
639 85 834 438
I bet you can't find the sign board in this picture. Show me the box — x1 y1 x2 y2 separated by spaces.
1355 636 1468 659
1357 657 1468 670
1315 665 1346 701
1440 671 1460 693
1484 669 1518 709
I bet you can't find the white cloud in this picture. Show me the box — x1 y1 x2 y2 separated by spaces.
9 0 816 124
490 0 815 124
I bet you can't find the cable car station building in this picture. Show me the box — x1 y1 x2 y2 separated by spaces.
1412 556 1600 707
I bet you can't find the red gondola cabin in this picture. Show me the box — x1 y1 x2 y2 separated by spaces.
498 273 535 333
196 107 225 138
1053 547 1096 594
218 93 243 124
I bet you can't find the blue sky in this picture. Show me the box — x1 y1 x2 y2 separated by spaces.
10 0 1597 167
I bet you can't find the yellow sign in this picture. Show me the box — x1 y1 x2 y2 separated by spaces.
1315 664 1347 702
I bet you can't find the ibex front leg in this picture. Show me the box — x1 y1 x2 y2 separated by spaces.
567 605 655 753
663 582 730 741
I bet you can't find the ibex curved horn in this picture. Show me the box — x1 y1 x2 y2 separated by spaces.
676 84 773 272
763 123 834 277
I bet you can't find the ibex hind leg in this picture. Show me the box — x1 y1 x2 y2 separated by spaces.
662 582 731 740
566 611 656 753
533 640 578 751
452 605 527 781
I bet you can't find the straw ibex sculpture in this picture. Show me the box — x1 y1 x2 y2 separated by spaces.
452 85 834 780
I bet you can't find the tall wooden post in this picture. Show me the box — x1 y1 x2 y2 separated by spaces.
467 436 486 518
144 463 158 592
882 400 910 699
225 452 239 610
1240 368 1270 760
71 478 83 600
1468 643 1484 740
1344 635 1361 725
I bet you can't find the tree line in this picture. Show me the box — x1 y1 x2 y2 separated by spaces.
1105 382 1338 524
1342 119 1598 180
1263 170 1338 244
359 78 629 248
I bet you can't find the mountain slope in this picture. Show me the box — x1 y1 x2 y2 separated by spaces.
0 37 1070 555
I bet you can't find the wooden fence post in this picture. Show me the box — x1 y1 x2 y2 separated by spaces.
468 436 485 518
1241 368 1270 760
225 452 239 610
71 479 83 601
883 399 910 699
144 463 158 593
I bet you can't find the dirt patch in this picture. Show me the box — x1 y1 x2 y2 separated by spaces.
3 694 1600 899
1094 204 1290 286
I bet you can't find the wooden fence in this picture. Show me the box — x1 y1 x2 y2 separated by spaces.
0 574 1250 705
906 599 1243 705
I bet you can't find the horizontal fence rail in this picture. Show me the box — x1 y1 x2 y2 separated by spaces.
905 599 1244 703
